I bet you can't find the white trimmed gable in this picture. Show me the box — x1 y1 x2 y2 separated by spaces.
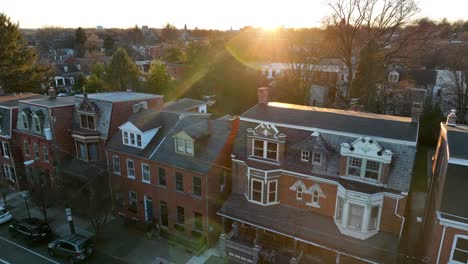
340 137 393 163
289 180 309 194
119 122 141 133
308 184 326 197
119 121 160 149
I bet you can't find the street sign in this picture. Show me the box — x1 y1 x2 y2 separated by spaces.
67 216 72 221
20 191 29 198
65 208 72 217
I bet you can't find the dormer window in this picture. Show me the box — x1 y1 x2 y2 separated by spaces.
301 150 310 162
388 71 399 82
347 157 382 181
20 111 29 130
312 152 322 166
175 136 194 155
80 114 96 130
122 131 142 148
32 113 41 133
252 139 278 161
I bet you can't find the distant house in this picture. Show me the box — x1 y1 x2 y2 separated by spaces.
423 111 468 264
54 57 84 93
218 87 419 263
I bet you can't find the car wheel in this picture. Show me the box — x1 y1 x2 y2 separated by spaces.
48 249 55 257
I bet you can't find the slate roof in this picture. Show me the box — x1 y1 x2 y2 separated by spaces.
76 92 162 102
107 110 233 174
163 98 206 112
440 163 468 223
151 118 233 174
242 102 418 142
233 120 417 193
72 97 113 139
446 124 468 160
218 194 399 263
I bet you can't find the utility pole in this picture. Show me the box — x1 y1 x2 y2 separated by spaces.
21 191 31 218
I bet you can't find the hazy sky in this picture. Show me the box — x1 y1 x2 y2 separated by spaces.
1 0 467 29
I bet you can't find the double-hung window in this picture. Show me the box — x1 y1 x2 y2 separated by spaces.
158 168 166 186
122 131 142 148
33 143 39 160
193 176 201 196
347 157 382 182
80 114 95 130
347 204 364 230
347 157 362 177
176 206 185 231
175 172 184 191
141 163 150 183
313 152 322 165
450 235 468 263
252 139 278 161
2 142 9 158
113 156 121 174
24 140 30 156
251 179 263 203
43 146 49 162
127 160 135 179
175 137 194 155
21 112 29 130
296 187 303 200
301 150 310 161
32 115 41 133
267 180 277 204
365 161 380 180
129 191 137 207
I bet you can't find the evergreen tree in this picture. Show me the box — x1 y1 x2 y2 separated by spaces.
75 27 87 57
351 40 385 112
0 13 48 93
105 48 139 91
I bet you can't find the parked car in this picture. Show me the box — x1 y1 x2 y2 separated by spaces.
8 218 52 243
48 234 95 263
0 206 13 224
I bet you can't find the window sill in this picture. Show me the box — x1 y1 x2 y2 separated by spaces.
157 184 167 189
128 176 136 180
334 219 379 240
142 180 151 184
340 175 383 187
113 172 121 176
247 157 280 165
306 202 320 208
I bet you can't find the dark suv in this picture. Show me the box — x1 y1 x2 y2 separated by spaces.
8 218 52 244
48 234 95 263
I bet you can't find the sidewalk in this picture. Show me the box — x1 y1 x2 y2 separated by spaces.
1 192 214 264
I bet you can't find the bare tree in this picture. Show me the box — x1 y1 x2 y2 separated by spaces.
323 0 420 99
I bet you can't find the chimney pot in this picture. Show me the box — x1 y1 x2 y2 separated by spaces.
258 87 269 105
446 109 457 127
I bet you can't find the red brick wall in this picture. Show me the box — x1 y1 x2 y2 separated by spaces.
379 196 406 234
279 174 337 217
51 106 75 158
429 224 468 264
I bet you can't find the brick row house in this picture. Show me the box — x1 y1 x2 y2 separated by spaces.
0 92 45 191
106 109 238 253
423 110 468 264
218 88 419 263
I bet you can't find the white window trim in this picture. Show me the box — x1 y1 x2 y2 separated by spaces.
301 150 310 162
129 191 137 207
141 163 151 184
310 190 320 208
79 113 96 130
296 187 303 200
251 139 279 161
32 114 41 133
449 234 468 264
250 178 264 204
122 130 143 148
20 112 29 130
2 142 9 159
312 152 322 166
175 137 194 156
267 180 278 204
42 146 49 162
3 165 14 182
33 143 39 160
346 157 382 183
126 159 135 179
113 155 121 175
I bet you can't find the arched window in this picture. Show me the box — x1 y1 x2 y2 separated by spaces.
20 111 29 130
296 187 303 200
312 191 320 206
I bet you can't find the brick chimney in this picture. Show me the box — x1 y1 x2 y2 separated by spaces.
411 101 423 123
48 87 57 99
258 87 269 105
446 109 457 127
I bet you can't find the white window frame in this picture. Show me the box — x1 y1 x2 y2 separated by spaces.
347 203 365 231
368 206 380 231
301 150 310 162
3 165 14 182
20 112 29 130
311 190 320 208
2 142 9 158
123 131 129 144
42 146 49 162
312 152 322 166
346 157 382 182
141 163 150 184
450 234 468 264
296 187 303 200
267 180 278 204
33 143 39 160
24 140 30 156
252 139 279 161
250 178 263 204
80 113 96 130
32 114 41 133
175 137 194 156
112 155 121 175
122 130 143 148
388 72 399 82
127 159 135 179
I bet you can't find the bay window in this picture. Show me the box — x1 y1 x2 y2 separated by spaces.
368 206 380 230
251 179 263 203
267 180 278 203
347 204 364 230
336 197 344 223
252 139 278 161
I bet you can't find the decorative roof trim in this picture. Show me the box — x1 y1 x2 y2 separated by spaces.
340 137 393 164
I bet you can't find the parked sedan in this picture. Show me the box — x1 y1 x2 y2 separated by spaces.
0 206 13 224
48 234 95 263
8 218 52 244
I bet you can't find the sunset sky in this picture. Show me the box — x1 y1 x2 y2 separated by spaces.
2 0 467 29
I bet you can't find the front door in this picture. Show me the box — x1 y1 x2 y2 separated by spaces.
144 196 154 223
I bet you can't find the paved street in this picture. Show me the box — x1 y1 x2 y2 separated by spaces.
0 235 60 264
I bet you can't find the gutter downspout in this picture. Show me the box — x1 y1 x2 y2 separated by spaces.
436 224 447 264
104 150 114 211
395 198 406 239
